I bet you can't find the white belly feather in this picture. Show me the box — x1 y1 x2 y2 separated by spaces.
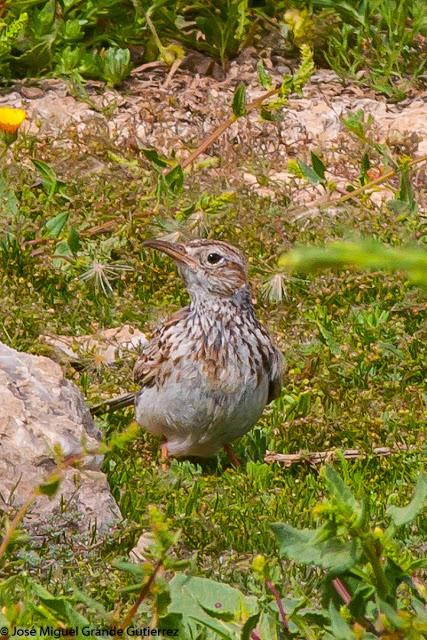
135 370 269 457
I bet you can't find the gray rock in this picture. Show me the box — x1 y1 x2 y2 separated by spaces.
0 342 121 535
129 531 155 563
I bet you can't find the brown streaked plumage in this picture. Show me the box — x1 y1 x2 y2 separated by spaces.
133 238 283 460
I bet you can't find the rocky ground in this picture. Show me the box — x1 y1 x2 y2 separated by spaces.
2 51 427 213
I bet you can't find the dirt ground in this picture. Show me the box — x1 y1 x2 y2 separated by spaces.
2 51 427 215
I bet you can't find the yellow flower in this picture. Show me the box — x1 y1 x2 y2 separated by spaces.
0 106 26 134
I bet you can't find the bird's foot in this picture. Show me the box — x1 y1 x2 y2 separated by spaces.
160 442 170 470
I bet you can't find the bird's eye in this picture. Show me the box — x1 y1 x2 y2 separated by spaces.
207 252 222 265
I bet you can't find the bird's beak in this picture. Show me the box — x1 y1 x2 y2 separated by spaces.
143 239 197 268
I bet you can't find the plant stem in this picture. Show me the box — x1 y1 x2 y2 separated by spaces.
179 87 278 171
144 12 165 57
332 578 377 633
332 578 351 604
0 493 37 559
363 538 390 600
289 154 427 219
265 579 289 633
120 558 164 629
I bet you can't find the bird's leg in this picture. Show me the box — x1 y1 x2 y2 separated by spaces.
223 443 241 468
160 440 169 470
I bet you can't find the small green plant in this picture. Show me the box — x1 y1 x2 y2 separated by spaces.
288 151 327 187
155 0 254 68
1 1 272 81
287 0 427 97
279 240 427 288
6 465 424 638
0 11 28 75
1 1 426 95
272 466 427 638
6 0 142 85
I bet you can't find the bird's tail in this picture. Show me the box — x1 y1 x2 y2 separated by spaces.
90 392 136 416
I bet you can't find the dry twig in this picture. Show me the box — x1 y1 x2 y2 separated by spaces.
288 154 427 220
264 445 415 467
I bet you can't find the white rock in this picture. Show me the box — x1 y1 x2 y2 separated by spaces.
129 531 155 563
0 342 121 535
41 324 148 366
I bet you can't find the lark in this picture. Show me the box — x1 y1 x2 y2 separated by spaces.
132 238 283 463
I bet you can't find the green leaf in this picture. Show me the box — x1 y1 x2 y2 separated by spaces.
78 50 102 78
107 151 139 168
241 612 260 640
377 599 405 629
322 466 361 517
53 240 74 267
260 106 283 122
311 152 326 180
0 175 18 216
388 199 409 215
38 474 61 497
32 158 59 197
108 422 140 452
278 240 427 288
55 45 82 74
162 574 259 637
142 147 169 169
411 597 427 622
67 227 80 254
297 159 322 184
6 189 18 215
272 522 360 572
290 44 314 94
63 19 83 42
232 82 247 117
155 174 168 199
113 559 145 577
155 164 184 200
43 211 69 238
165 164 184 193
101 47 132 87
398 164 417 213
342 109 368 140
30 581 89 625
359 152 370 184
316 324 340 357
72 588 107 617
387 472 427 527
236 0 250 40
328 603 355 639
256 60 272 89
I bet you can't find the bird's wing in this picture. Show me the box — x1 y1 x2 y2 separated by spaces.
267 346 284 404
255 321 284 404
133 337 163 387
133 307 189 387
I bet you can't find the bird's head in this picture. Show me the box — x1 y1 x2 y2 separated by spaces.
143 238 249 300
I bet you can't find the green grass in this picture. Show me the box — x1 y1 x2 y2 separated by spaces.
0 118 426 634
304 0 427 98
